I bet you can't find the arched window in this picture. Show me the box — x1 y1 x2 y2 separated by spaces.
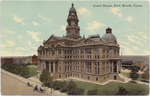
76 31 78 36
51 44 54 48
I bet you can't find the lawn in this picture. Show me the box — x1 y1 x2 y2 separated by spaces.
27 66 39 78
66 80 149 95
122 72 149 82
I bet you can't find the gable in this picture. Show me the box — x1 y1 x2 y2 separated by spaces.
84 38 94 44
46 36 58 43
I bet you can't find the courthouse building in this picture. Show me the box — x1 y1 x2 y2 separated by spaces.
38 4 122 83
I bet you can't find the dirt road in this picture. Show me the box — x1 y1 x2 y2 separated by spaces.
1 72 48 95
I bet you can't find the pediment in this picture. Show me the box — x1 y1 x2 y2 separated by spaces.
84 38 94 43
46 36 58 43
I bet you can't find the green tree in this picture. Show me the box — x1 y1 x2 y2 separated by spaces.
87 89 98 95
68 80 84 95
142 68 149 79
1 61 13 71
53 80 61 90
68 80 77 95
20 65 30 78
39 69 52 88
14 63 22 75
60 81 68 92
76 87 84 95
130 66 139 81
116 86 128 95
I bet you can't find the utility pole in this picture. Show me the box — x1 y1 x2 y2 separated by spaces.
51 75 53 94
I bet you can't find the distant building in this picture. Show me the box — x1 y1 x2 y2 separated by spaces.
122 61 144 70
26 56 32 64
1 58 13 64
32 55 38 63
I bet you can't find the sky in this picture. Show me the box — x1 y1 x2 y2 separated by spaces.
1 1 149 56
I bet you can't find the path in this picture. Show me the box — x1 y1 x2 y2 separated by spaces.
1 69 67 95
1 72 48 95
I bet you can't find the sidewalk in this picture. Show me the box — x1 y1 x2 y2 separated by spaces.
1 69 67 95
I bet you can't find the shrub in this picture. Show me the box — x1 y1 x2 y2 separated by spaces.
116 86 128 95
87 89 98 95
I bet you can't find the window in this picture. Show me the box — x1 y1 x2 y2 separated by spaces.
96 77 98 81
87 76 90 80
103 48 105 53
95 68 97 74
95 48 99 53
59 75 61 79
81 49 84 54
81 75 83 78
58 49 61 54
98 68 99 74
52 51 55 55
76 31 78 36
51 44 55 48
95 55 96 59
65 66 67 72
69 31 71 36
98 55 99 59
114 49 116 57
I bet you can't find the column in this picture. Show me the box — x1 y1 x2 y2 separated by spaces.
112 61 114 72
84 61 86 73
91 48 94 59
120 60 122 73
53 62 55 73
42 50 43 57
117 61 118 73
105 62 106 74
49 61 51 73
92 61 95 74
109 61 110 73
100 62 102 75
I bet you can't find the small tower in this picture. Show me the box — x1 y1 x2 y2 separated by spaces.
106 27 112 33
66 3 80 37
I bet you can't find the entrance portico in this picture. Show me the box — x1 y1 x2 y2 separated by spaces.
43 61 58 73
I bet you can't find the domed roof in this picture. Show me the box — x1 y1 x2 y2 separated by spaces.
101 33 117 42
69 3 76 12
100 38 108 43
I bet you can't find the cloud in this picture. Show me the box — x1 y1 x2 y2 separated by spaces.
87 21 105 32
12 14 25 25
1 44 6 49
15 47 26 50
77 7 91 15
142 35 148 39
144 50 149 55
7 41 15 46
137 32 149 39
118 39 130 45
37 14 50 22
31 46 37 50
27 30 41 42
18 35 23 38
32 22 40 25
132 46 139 50
126 35 143 46
3 28 15 34
110 7 122 17
60 25 66 30
126 17 133 22
120 45 136 55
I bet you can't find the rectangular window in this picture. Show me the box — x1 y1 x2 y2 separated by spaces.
95 48 99 53
87 76 90 80
96 77 98 81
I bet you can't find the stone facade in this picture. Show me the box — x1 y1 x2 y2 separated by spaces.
37 4 122 83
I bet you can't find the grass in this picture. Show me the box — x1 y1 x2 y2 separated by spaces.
27 66 39 78
66 80 149 95
122 72 149 82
